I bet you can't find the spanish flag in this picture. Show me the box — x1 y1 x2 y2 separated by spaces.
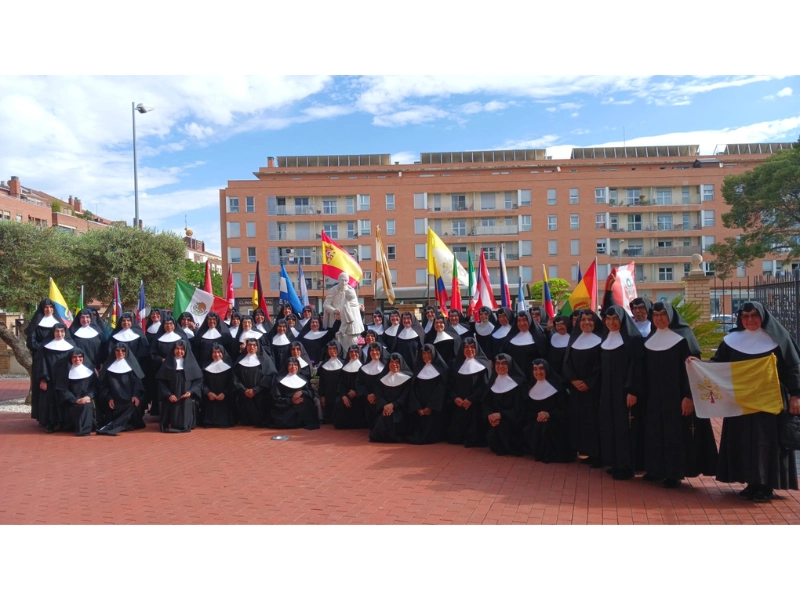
322 231 363 287
686 354 784 418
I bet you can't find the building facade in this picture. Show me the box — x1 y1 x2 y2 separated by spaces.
219 144 793 314
185 236 223 274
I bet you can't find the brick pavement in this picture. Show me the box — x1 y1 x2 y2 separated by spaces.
2 410 799 525
0 379 29 401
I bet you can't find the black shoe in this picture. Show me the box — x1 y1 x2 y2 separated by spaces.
613 468 635 481
45 425 55 434
738 485 755 500
752 489 773 503
606 468 615 475
589 457 603 469
662 478 680 489
642 474 662 482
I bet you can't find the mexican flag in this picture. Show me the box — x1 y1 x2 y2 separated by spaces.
173 279 230 326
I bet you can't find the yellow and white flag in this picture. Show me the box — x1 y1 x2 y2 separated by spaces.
375 225 395 304
686 354 784 418
427 228 469 286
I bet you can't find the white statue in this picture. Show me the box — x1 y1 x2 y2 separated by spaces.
323 273 363 348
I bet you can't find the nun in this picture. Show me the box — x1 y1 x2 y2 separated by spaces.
562 310 605 467
96 344 146 435
266 318 296 371
472 306 497 359
33 323 76 432
393 312 425 368
318 340 345 424
156 339 203 433
55 349 96 436
643 302 717 488
356 342 390 430
234 338 277 427
148 317 188 419
427 315 462 366
269 356 319 430
235 316 269 359
333 344 366 430
629 297 654 338
285 314 300 338
490 308 515 358
367 310 386 340
193 312 233 368
498 311 549 384
381 310 402 351
143 308 165 345
26 298 60 423
298 305 315 330
707 301 800 502
483 353 526 457
178 312 197 339
524 359 572 463
107 312 149 366
598 305 645 480
296 315 337 365
227 312 242 342
369 353 413 443
360 329 383 362
421 305 438 336
69 308 106 370
407 344 449 445
447 309 471 341
201 342 241 428
446 337 491 448
547 315 572 379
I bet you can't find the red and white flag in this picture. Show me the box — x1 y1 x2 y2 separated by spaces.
203 260 213 294
226 264 235 310
471 249 498 313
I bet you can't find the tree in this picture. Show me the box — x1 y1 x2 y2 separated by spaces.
528 277 571 310
184 259 223 297
709 138 800 279
671 296 724 358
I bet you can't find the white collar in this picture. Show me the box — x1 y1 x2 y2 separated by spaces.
302 330 327 340
343 359 362 373
321 357 344 371
107 358 132 374
202 328 222 339
644 328 684 351
601 330 624 350
183 327 195 338
635 320 652 337
255 324 268 333
380 371 411 387
372 323 385 335
298 318 310 328
175 358 185 370
509 330 534 346
238 354 261 367
724 329 778 355
570 332 602 350
398 327 418 340
38 315 58 327
159 331 181 342
296 356 309 368
68 364 93 380
272 333 290 346
362 360 385 375
458 357 486 375
205 360 232 373
491 374 518 393
147 322 162 334
74 326 99 339
113 328 140 342
475 322 495 335
228 326 239 337
384 324 399 336
550 332 570 348
529 379 558 400
416 363 441 380
453 323 468 335
492 324 511 339
423 321 434 333
280 373 307 389
44 338 73 351
290 327 299 337
240 330 263 341
434 331 453 343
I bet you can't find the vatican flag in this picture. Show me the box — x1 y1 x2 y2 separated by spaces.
427 229 469 287
686 354 784 418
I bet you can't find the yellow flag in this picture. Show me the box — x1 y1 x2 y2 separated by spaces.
427 228 468 286
375 226 395 304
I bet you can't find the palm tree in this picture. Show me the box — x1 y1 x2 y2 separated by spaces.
671 297 724 358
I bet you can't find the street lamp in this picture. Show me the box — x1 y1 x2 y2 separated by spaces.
132 102 154 229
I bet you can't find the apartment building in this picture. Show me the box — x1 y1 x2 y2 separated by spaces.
219 143 793 313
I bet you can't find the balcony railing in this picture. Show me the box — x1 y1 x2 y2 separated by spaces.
280 256 323 266
648 245 702 257
473 225 519 236
276 206 317 216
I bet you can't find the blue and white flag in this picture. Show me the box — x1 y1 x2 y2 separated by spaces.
297 264 309 308
279 264 304 313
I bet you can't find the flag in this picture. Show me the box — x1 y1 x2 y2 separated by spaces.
375 225 395 304
498 244 511 308
427 228 469 285
279 264 303 313
542 265 555 319
203 261 213 294
433 260 449 314
322 231 363 287
516 277 526 313
607 262 638 316
686 354 784 418
472 249 498 313
137 280 147 329
577 262 583 283
174 279 230 326
450 252 462 312
467 250 477 319
297 265 309 308
560 259 598 315
225 265 235 310
109 278 122 330
252 261 270 320
75 285 84 315
48 278 74 327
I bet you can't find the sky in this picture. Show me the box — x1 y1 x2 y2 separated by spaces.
2 4 798 259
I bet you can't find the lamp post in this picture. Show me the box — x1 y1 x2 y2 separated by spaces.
132 102 154 229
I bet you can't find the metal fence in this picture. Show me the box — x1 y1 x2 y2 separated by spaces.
753 271 800 344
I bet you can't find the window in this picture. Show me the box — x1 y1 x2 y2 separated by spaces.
431 194 441 212
452 220 467 236
737 262 746 278
682 212 691 230
452 245 468 261
451 194 466 211
597 264 610 280
359 245 372 261
549 266 558 279
415 244 427 259
228 247 241 264
323 199 338 214
610 215 619 231
595 213 606 229
359 220 371 236
414 193 427 209
595 188 607 203
571 265 580 281
504 191 514 209
346 197 355 214
702 236 715 251
626 188 642 205
481 218 496 228
227 197 239 213
703 210 715 227
684 263 692 277
658 240 673 248
658 267 674 282
387 245 396 260
548 240 558 256
347 222 357 239
16 214 22 222
627 214 642 231
295 197 310 211
569 188 579 204
547 189 557 205
702 184 714 202
414 218 426 235
762 260 774 276
416 269 428 284
359 194 370 210
386 194 395 210
226 222 240 238
609 188 618 204
390 270 397 285
682 187 691 204
520 240 532 256
360 270 372 286
233 272 242 289
323 224 339 239
483 246 498 261
519 190 531 207
2 211 9 220
386 219 395 235
481 192 496 210
278 223 288 240
547 215 557 231
570 214 579 230
597 239 607 254
570 239 580 255
296 248 311 265
520 215 532 232
657 214 673 230
245 196 255 212
246 222 256 237
247 247 257 263
248 273 256 287
520 266 532 282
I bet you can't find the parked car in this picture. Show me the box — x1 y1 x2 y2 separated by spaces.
711 314 736 333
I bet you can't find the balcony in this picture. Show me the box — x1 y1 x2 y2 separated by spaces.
276 205 317 216
280 256 323 266
648 245 702 257
472 225 519 236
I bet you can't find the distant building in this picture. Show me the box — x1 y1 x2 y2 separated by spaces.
185 236 222 274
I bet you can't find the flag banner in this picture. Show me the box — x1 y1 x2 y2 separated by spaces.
110 278 122 330
516 276 526 313
203 261 213 294
322 231 363 287
609 262 638 316
375 225 396 304
279 264 304 313
252 261 270 320
560 259 597 315
48 278 74 327
75 284 84 315
450 252 462 311
577 262 583 283
297 265 309 308
499 244 511 308
472 248 498 313
427 228 469 286
542 265 555 319
467 250 477 319
137 280 147 329
433 260 449 314
174 279 230 326
686 354 784 418
226 265 235 310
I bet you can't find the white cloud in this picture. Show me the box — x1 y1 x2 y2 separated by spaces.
372 106 450 127
559 102 582 110
571 112 580 118
546 107 557 113
777 87 793 97
571 128 591 135
390 151 419 165
500 134 561 149
183 122 214 140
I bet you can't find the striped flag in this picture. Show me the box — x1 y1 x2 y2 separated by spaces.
109 278 122 330
322 231 363 287
472 249 497 313
48 278 74 327
542 265 555 319
499 244 511 309
279 263 303 313
203 261 213 294
137 280 147 329
252 261 271 320
560 259 597 315
297 264 309 308
225 265 235 311
516 277 526 313
467 251 477 319
450 252 462 312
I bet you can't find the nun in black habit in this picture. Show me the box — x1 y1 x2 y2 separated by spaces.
234 338 277 427
201 342 241 428
381 310 402 351
26 298 60 422
178 311 197 339
252 308 272 334
356 342 390 429
426 316 462 366
55 349 96 436
472 306 497 359
489 308 515 358
420 305 438 337
407 344 449 445
562 310 605 467
360 330 383 362
298 305 315 330
546 315 572 380
643 302 717 488
318 340 345 424
269 357 319 430
629 297 654 339
96 344 146 435
369 353 413 443
393 312 425 368
156 339 203 433
708 301 800 501
446 337 491 447
288 341 313 380
524 359 572 463
367 310 386 342
598 305 645 480
193 312 233 368
333 344 366 430
498 311 549 384
447 309 471 341
69 308 106 370
227 312 242 344
266 318 296 372
483 353 526 456
296 315 337 365
33 323 76 431
107 312 149 365
235 316 270 359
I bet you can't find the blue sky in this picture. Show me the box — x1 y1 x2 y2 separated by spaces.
3 5 798 256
